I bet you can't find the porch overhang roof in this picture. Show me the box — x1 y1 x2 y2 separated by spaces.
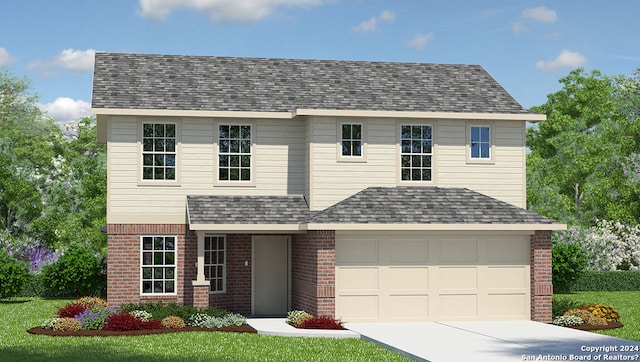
186 187 565 233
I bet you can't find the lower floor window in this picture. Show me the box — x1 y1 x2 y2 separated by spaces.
204 235 225 293
141 235 176 294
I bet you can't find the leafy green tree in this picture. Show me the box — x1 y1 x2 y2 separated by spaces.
527 69 640 226
0 70 106 253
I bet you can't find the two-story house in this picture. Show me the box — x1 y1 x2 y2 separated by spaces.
91 52 564 323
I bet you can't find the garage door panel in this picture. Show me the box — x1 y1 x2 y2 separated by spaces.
441 239 477 263
441 295 478 319
336 295 379 321
336 267 378 292
486 294 528 318
388 295 429 319
388 267 429 292
487 266 527 290
386 239 428 264
440 267 478 290
487 238 529 263
335 233 530 322
336 239 378 264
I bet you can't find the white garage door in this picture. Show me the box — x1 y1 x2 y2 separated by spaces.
335 232 530 322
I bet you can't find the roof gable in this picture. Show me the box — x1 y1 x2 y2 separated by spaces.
92 53 535 115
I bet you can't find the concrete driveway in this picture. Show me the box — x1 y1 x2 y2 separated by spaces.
345 321 640 361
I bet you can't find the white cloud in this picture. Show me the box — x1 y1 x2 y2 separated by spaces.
137 0 327 22
0 47 16 66
513 6 557 34
404 33 435 50
535 50 587 71
352 10 396 33
53 49 96 72
39 97 91 123
521 6 557 23
28 49 96 76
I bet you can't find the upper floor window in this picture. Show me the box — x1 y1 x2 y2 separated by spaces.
142 123 176 180
470 126 491 159
218 125 251 181
400 125 432 181
141 235 176 295
341 123 363 157
204 235 225 293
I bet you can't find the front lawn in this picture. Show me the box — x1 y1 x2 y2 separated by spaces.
0 298 409 362
553 291 640 342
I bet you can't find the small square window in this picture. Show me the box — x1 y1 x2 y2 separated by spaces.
341 124 363 157
470 126 491 159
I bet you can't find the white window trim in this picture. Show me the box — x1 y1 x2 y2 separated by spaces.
140 235 178 296
467 123 495 164
397 122 436 185
337 122 367 162
137 119 181 186
214 121 256 187
204 234 226 294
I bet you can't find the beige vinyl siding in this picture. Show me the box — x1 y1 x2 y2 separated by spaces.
308 117 526 211
436 120 526 207
309 117 397 211
107 117 305 224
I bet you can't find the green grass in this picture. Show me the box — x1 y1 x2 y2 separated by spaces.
0 298 410 362
553 291 640 342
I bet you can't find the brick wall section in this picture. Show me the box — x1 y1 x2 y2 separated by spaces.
291 230 336 317
192 284 209 308
107 224 196 306
531 230 553 323
209 234 252 315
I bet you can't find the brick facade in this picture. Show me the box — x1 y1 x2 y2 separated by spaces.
208 234 252 315
291 230 336 317
108 224 551 323
106 224 196 306
530 229 553 323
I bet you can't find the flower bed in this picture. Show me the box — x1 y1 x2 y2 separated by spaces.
285 310 344 330
29 297 256 336
553 303 623 331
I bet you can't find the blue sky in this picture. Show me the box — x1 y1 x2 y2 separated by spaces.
1 0 639 122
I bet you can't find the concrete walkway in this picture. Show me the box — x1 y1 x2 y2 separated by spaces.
248 318 640 362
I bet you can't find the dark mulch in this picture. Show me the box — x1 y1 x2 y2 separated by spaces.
28 324 257 337
567 322 624 331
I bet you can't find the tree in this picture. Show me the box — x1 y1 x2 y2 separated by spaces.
527 69 640 226
0 70 106 253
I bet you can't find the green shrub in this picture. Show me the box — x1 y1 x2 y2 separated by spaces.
16 273 49 298
552 238 588 293
120 302 226 321
0 249 29 299
571 270 640 291
552 296 585 318
41 244 105 297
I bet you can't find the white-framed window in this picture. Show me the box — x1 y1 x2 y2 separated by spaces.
341 123 363 157
142 123 176 180
400 124 433 181
141 235 176 295
470 125 491 159
204 235 225 293
218 125 252 181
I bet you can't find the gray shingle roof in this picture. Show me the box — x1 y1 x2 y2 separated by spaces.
310 187 559 225
187 195 311 225
187 187 560 227
92 52 534 115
